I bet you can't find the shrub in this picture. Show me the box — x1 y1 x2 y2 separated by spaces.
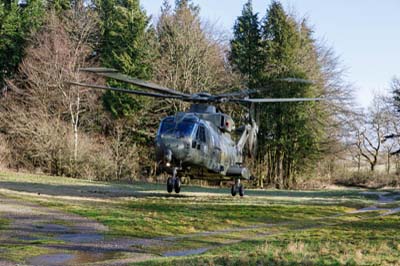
0 134 11 169
334 170 400 188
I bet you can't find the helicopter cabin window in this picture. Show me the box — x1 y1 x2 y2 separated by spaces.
220 116 225 128
196 125 206 143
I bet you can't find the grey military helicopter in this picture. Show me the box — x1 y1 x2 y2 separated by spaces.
69 68 327 196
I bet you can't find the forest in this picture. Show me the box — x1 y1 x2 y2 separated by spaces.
1 0 399 189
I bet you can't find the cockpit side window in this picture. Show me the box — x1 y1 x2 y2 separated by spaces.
159 118 175 135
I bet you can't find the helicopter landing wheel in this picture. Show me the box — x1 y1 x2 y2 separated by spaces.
231 179 244 197
167 177 174 193
231 184 237 196
238 183 244 197
174 178 181 194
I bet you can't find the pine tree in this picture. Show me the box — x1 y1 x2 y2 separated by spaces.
257 1 323 188
230 0 263 88
97 0 153 117
0 0 44 90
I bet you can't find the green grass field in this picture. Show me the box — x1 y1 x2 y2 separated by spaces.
0 170 399 265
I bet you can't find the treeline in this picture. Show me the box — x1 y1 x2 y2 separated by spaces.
0 0 361 188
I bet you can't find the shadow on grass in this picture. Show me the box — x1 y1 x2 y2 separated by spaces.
0 176 395 203
0 181 192 199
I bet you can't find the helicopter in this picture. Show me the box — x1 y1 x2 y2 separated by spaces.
69 68 329 196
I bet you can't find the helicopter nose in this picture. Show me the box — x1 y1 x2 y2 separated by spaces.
156 134 191 164
168 142 185 155
163 140 188 161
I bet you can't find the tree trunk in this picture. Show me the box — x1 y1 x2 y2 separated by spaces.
73 123 78 162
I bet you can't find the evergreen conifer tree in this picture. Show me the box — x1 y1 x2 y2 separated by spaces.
97 0 153 117
230 0 262 88
258 1 323 187
0 0 44 89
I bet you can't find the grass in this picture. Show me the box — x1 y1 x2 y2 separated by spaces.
134 215 400 266
0 171 358 238
0 244 56 263
0 218 9 230
0 170 399 265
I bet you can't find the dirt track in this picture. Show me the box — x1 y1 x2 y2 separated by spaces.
0 194 157 265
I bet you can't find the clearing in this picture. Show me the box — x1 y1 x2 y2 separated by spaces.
0 170 399 265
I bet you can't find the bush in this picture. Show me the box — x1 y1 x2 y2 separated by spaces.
0 108 141 181
334 170 400 189
81 132 141 182
0 134 11 169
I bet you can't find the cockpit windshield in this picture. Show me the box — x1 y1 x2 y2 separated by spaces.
175 122 196 137
159 118 196 137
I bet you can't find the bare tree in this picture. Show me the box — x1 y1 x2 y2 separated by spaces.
0 10 99 175
153 1 238 97
356 127 380 172
378 95 400 173
352 94 397 172
24 11 97 163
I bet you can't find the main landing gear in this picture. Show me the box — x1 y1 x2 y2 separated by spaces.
231 179 244 197
167 167 181 194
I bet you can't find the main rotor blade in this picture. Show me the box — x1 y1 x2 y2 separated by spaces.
80 68 190 97
228 79 314 97
232 97 333 103
210 77 315 99
67 81 184 100
278 78 315 84
215 89 258 98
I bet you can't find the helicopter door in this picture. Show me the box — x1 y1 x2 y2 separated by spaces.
193 125 208 164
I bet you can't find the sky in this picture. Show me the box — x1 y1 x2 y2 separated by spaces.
141 0 400 108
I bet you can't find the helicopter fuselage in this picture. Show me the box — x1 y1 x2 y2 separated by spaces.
155 104 251 181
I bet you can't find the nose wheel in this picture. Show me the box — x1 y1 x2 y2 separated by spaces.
167 177 174 193
167 168 181 194
231 179 244 197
